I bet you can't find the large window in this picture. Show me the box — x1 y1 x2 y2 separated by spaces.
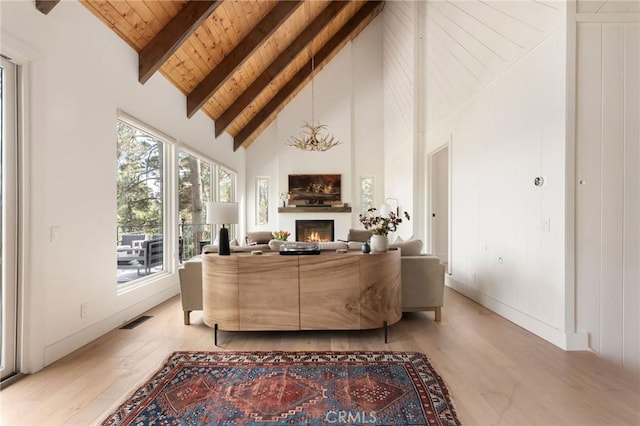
178 149 236 261
116 118 168 285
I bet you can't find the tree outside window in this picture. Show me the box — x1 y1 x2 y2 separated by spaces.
178 151 212 260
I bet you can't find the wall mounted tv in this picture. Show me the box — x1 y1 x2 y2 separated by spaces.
288 174 341 206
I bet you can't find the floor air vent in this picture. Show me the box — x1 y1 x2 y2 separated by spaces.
120 315 153 329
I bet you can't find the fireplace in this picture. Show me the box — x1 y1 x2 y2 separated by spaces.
296 220 334 242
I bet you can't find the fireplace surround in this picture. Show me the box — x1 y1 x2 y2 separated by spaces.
296 220 334 242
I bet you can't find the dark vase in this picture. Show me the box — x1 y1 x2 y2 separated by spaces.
361 241 371 254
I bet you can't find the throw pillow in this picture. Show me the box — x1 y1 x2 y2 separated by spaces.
389 239 423 256
268 239 284 251
346 229 372 243
246 231 273 245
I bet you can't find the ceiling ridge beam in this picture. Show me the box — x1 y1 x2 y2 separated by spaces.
214 1 350 138
139 1 222 84
187 0 304 118
233 1 384 151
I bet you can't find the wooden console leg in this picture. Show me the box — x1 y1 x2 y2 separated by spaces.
435 307 442 322
384 321 388 344
183 311 191 325
214 323 218 347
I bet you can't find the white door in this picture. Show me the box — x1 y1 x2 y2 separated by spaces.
1 56 19 381
430 145 449 270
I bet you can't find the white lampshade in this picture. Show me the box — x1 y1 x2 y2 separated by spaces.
206 202 239 225
379 203 391 217
380 198 399 216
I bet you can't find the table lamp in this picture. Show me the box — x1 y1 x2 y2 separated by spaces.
206 202 239 256
380 198 399 217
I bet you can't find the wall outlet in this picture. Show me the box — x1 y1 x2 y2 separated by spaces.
80 303 87 318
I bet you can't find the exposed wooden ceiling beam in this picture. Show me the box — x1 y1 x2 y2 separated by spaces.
35 0 59 15
139 1 221 84
233 1 384 151
214 1 350 138
187 0 304 118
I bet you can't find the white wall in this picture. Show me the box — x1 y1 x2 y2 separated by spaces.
1 1 244 372
575 18 639 372
382 1 416 240
428 31 586 349
245 17 384 240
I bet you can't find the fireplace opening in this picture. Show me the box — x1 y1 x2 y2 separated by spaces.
296 220 334 242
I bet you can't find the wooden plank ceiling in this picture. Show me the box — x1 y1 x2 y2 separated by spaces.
78 0 385 150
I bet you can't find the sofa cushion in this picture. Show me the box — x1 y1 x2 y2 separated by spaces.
246 231 273 245
346 228 372 242
203 243 269 253
389 239 423 256
233 244 269 252
202 244 217 253
318 241 348 251
347 241 364 251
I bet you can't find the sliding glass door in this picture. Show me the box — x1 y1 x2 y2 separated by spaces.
1 56 19 381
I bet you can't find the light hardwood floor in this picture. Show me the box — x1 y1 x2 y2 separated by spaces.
1 287 638 425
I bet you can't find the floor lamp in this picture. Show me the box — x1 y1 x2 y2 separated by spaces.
206 202 239 256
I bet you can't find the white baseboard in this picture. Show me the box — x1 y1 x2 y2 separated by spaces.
446 277 588 351
43 286 179 367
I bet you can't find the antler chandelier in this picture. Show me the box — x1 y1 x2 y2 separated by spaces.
287 121 340 151
287 56 341 152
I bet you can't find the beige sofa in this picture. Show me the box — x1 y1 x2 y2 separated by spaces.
178 237 445 324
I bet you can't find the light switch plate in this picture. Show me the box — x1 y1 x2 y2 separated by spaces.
50 226 60 242
540 218 550 232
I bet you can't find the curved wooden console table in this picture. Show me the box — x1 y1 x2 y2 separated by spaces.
202 249 401 343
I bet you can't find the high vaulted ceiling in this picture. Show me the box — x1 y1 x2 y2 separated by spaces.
74 0 384 151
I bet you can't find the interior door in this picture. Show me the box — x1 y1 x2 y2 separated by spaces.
430 145 449 270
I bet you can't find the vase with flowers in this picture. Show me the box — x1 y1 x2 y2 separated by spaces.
272 230 291 241
358 208 410 252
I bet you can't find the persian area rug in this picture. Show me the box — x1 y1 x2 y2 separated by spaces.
102 351 461 426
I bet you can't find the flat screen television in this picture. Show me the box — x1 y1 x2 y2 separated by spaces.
288 174 341 206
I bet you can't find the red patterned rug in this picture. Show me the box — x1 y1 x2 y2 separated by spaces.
102 351 461 425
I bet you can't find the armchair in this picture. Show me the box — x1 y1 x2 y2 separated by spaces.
178 257 203 324
388 238 445 321
400 254 445 320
